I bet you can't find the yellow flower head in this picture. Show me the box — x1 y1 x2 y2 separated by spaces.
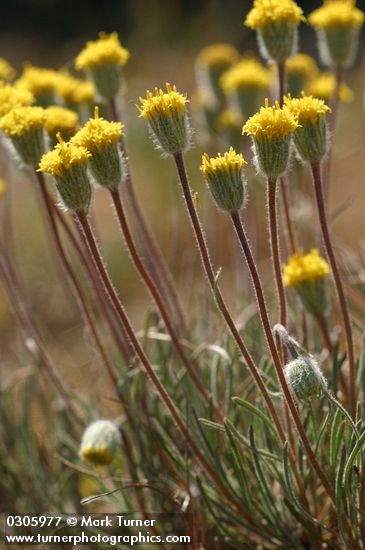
72 106 123 151
0 84 34 118
75 32 130 70
201 147 247 177
16 65 60 96
196 43 239 67
0 57 16 81
57 72 95 104
245 0 305 29
242 98 299 140
283 249 330 287
79 420 121 466
286 54 319 79
220 58 271 93
308 0 364 29
0 106 46 138
284 93 331 125
138 83 188 121
217 109 242 129
38 135 91 178
306 72 353 102
44 106 79 136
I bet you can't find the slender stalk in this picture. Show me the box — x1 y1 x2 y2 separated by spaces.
75 210 253 521
359 465 365 547
35 172 119 388
277 60 286 105
110 188 222 420
0 254 82 425
109 96 188 335
267 177 287 330
172 153 290 449
279 176 297 255
229 210 336 506
311 163 356 417
51 202 135 363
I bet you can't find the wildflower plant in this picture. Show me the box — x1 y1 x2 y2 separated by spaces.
3 2 365 548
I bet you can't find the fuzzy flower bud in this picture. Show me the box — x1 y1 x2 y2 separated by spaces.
286 54 319 97
138 83 191 155
72 107 125 189
16 65 60 107
0 106 46 166
0 84 34 118
195 44 239 103
38 135 92 214
284 94 331 163
75 32 130 99
308 1 364 68
285 355 327 402
244 0 305 62
282 248 330 316
79 420 121 466
45 106 79 147
201 148 247 212
242 99 299 178
220 58 271 119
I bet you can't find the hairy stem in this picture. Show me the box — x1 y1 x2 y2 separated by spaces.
110 188 222 420
311 162 356 418
230 210 336 506
75 210 252 520
35 172 119 388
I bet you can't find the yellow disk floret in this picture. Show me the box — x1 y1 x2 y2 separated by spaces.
283 249 330 287
75 32 130 70
308 0 364 29
0 84 34 118
45 106 79 135
57 73 94 104
286 54 318 79
80 445 113 466
72 107 123 150
220 58 271 93
245 0 305 29
0 57 16 81
138 83 188 120
242 98 299 140
196 43 239 67
0 106 46 138
284 94 330 125
16 65 60 96
201 147 247 177
38 136 91 178
306 72 353 102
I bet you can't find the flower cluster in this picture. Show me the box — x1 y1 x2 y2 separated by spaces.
283 249 330 287
308 0 364 30
220 58 271 93
0 106 46 165
57 73 95 105
75 32 130 70
245 0 304 30
0 84 34 118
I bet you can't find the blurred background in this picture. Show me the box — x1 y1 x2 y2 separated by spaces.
1 0 365 401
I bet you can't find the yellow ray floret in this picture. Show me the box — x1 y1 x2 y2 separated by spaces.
0 84 34 118
138 83 188 121
242 99 299 140
308 0 364 29
0 57 16 81
286 54 318 79
0 106 46 138
283 249 330 287
245 0 305 30
16 65 60 95
75 32 130 70
45 106 79 135
72 106 123 150
196 43 239 67
284 94 330 125
57 72 94 104
201 147 247 177
220 58 271 93
38 136 91 178
306 72 353 102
